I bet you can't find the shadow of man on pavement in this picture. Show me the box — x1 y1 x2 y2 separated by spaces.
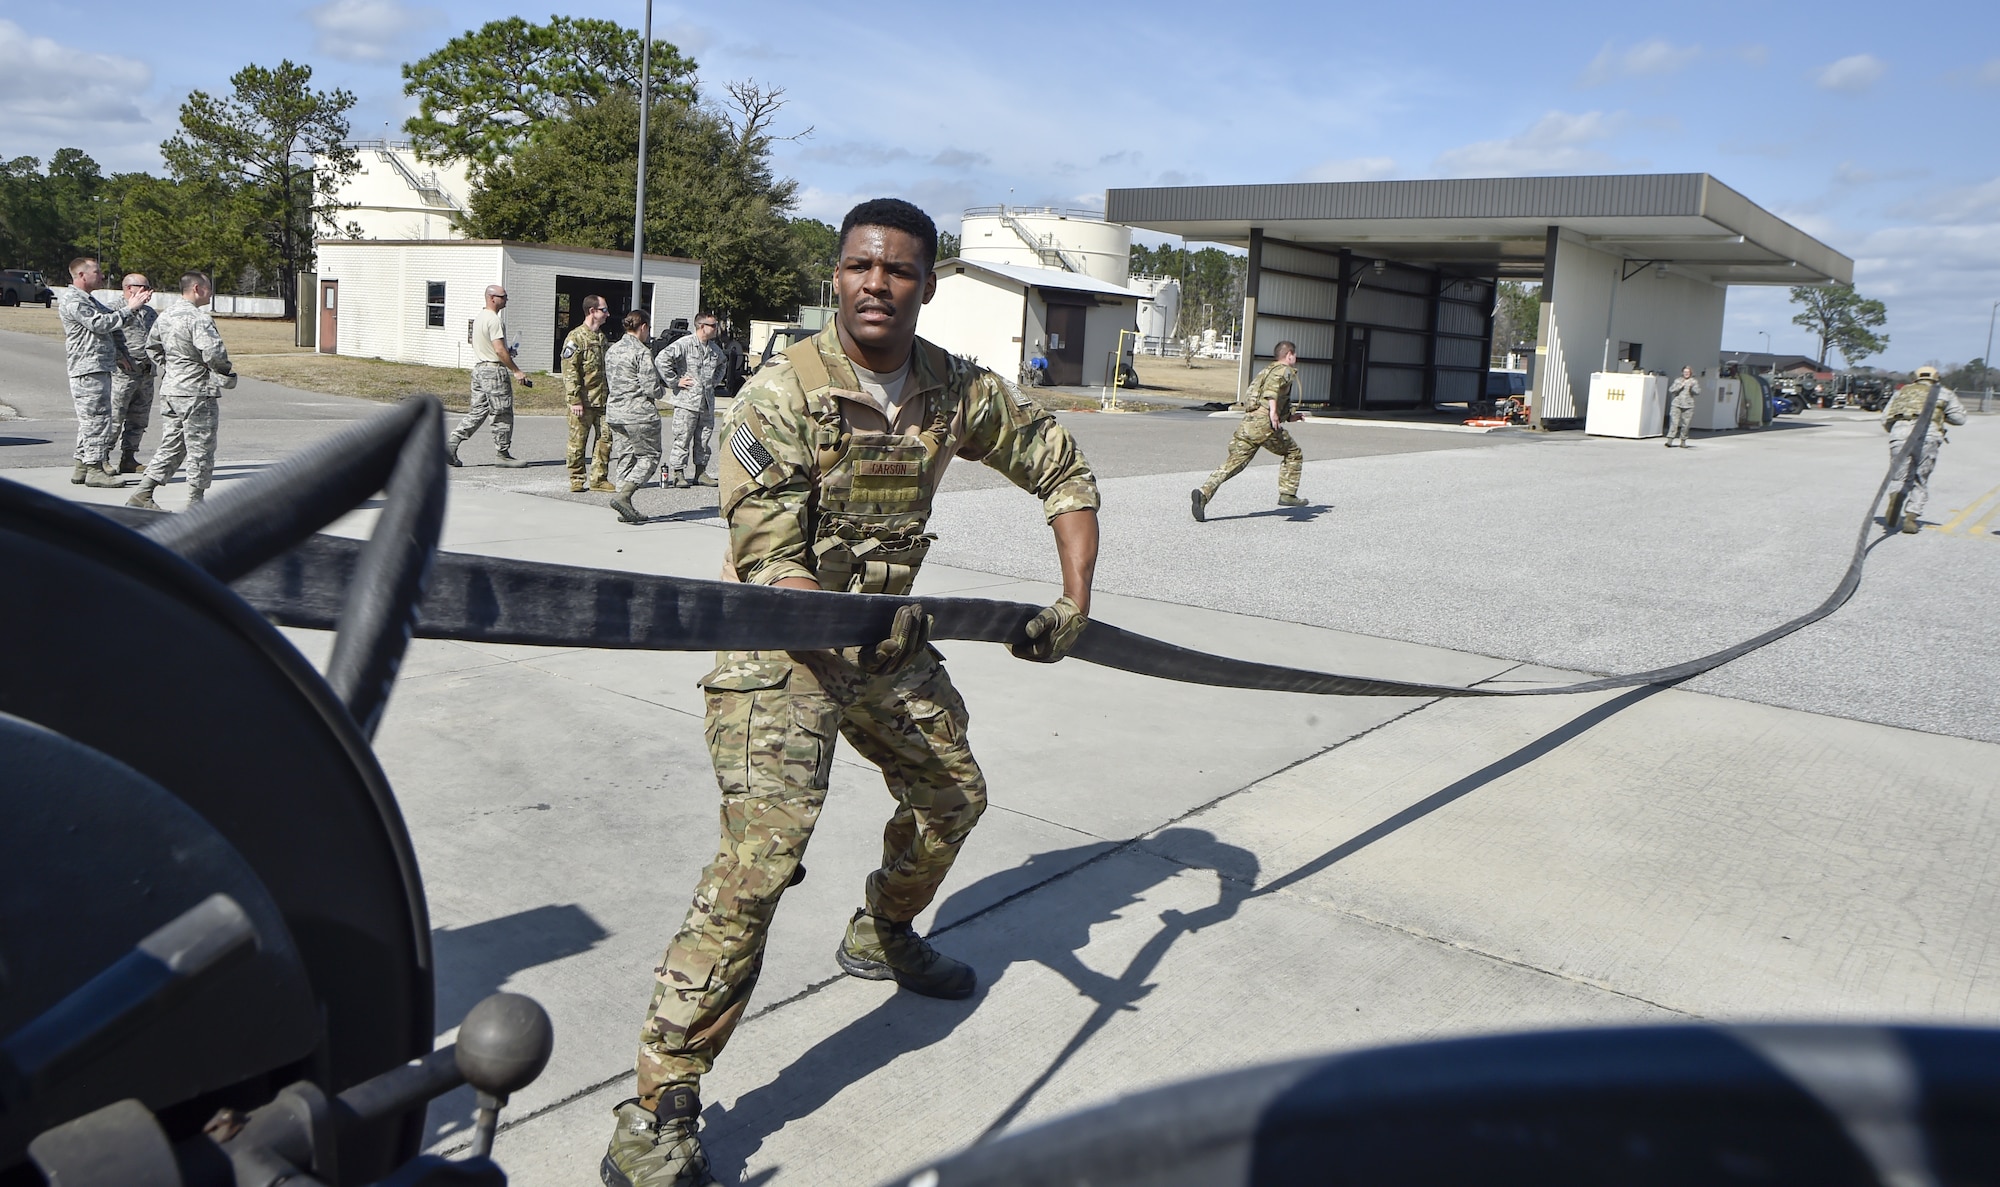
701 828 1257 1182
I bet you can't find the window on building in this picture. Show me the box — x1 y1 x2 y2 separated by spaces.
425 282 446 328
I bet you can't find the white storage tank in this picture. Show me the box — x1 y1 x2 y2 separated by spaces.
1585 372 1669 438
960 206 1132 286
1131 275 1181 345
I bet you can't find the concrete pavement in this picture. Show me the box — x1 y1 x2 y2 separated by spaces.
8 319 1999 1185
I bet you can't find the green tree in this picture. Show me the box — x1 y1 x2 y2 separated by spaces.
1129 243 1246 336
1493 281 1542 357
402 16 697 168
789 217 839 303
464 94 806 325
936 230 960 262
113 175 272 293
162 60 358 317
1941 358 1992 392
0 150 108 276
1790 282 1889 367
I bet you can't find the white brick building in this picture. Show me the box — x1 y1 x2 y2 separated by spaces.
309 240 700 374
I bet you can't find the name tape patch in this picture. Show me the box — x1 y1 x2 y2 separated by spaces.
855 460 921 477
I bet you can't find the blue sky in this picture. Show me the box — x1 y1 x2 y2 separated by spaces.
6 1 1996 368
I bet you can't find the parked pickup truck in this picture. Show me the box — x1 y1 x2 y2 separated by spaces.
0 269 55 307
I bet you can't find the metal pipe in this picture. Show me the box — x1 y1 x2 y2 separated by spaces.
333 1046 462 1125
630 0 653 317
1982 299 1995 413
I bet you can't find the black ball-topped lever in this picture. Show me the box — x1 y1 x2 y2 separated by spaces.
453 994 555 1160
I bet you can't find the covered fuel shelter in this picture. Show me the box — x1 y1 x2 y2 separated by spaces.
1105 174 1850 425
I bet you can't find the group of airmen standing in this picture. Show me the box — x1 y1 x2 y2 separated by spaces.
53 256 237 510
452 287 729 525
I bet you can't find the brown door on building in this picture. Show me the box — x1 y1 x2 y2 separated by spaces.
318 280 338 355
1045 303 1087 386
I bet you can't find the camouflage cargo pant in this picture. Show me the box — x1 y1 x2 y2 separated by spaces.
667 405 712 475
633 646 987 1103
567 403 612 483
450 362 514 452
1200 416 1304 499
144 393 220 494
1667 400 1694 444
69 372 115 466
112 369 157 454
1888 428 1943 517
609 417 662 487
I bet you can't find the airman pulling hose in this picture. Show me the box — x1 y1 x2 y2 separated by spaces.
81 388 1939 707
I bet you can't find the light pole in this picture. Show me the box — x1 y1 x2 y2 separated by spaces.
629 0 653 318
1982 299 1997 413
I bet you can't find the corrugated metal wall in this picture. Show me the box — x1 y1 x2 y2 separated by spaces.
1252 240 1340 403
1250 238 1495 411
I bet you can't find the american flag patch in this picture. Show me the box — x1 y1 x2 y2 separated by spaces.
730 421 776 477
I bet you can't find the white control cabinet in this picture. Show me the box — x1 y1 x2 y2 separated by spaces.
1691 377 1741 431
1585 372 1668 438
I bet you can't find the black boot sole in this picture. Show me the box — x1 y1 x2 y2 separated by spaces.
1189 489 1205 522
834 941 976 999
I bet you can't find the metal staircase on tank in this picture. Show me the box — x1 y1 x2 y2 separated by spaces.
999 209 1089 273
374 146 460 211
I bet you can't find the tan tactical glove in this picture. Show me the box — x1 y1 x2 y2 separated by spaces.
1010 595 1087 663
861 602 932 676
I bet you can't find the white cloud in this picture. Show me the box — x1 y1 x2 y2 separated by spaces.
1579 39 1702 87
0 18 153 133
1894 177 2000 225
1435 111 1634 177
1300 156 1397 183
305 0 438 63
1816 54 1886 93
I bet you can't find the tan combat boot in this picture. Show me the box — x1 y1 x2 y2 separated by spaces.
570 476 587 493
185 488 205 507
590 476 617 493
836 910 976 999
600 1090 719 1187
84 464 127 489
125 479 162 510
609 482 645 525
118 449 144 474
1277 493 1308 507
71 462 88 485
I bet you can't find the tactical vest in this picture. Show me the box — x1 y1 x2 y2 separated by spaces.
781 338 966 596
1884 381 1949 430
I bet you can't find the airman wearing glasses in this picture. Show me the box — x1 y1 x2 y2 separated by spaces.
447 284 532 468
654 314 725 487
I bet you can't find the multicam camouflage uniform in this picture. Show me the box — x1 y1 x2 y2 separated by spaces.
630 323 1099 1105
57 286 136 468
560 323 613 486
657 333 726 479
111 302 161 458
604 334 666 486
142 301 235 497
1199 359 1304 501
1883 380 1969 518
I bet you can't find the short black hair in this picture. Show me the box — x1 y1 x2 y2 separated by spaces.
839 198 938 268
180 271 211 296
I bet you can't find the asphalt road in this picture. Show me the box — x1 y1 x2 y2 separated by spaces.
12 321 2000 1185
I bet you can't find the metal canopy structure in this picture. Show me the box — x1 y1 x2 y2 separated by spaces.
1105 174 1850 286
